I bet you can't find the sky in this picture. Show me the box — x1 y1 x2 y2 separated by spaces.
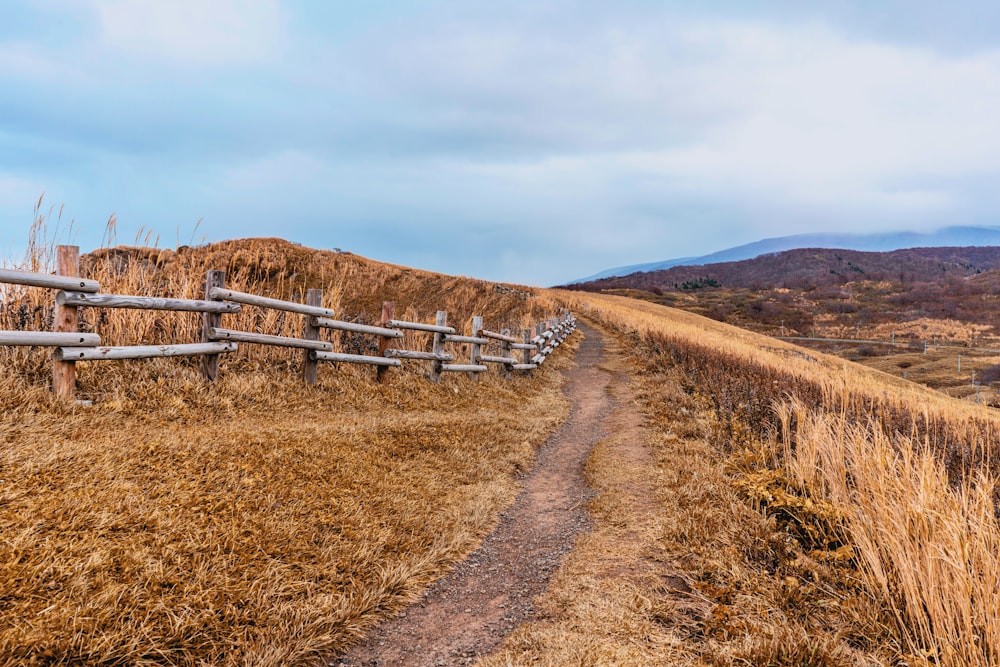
3 1 1000 286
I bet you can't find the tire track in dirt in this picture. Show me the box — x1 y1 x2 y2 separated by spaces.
334 322 611 666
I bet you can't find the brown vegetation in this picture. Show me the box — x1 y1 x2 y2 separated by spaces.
7 212 1000 664
0 220 570 664
567 246 1000 292
553 290 1000 666
483 327 884 665
3 217 552 391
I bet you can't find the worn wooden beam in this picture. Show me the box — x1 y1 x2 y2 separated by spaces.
208 327 332 351
0 267 99 293
200 270 226 382
56 291 241 313
441 364 488 373
478 354 514 365
376 301 395 384
56 342 236 362
52 246 80 399
302 288 322 385
313 351 402 367
512 363 538 371
479 329 518 343
429 311 447 383
384 349 453 362
500 328 513 380
444 334 489 345
0 331 100 346
468 315 483 382
386 319 456 335
314 317 403 338
209 287 335 318
521 329 533 368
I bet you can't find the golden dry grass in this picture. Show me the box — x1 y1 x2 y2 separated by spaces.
0 221 571 664
481 327 885 667
3 218 556 387
1 366 569 664
550 290 1000 666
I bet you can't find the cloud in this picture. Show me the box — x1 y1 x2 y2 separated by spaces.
88 0 285 66
5 1 1000 284
336 11 1000 229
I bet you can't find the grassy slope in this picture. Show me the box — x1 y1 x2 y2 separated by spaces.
578 273 1000 406
543 290 1000 667
483 325 885 666
0 238 570 664
8 234 999 664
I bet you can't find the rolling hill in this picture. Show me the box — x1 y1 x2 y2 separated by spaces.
565 245 1000 293
571 226 1000 283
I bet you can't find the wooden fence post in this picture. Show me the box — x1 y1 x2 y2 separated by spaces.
200 270 225 382
301 288 322 384
522 328 532 366
429 310 447 383
536 322 544 357
52 245 80 399
469 315 483 382
377 301 395 383
500 327 512 381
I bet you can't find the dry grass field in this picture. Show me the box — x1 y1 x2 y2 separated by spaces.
552 290 1000 666
0 222 571 664
6 214 1000 665
587 276 1000 410
483 327 885 665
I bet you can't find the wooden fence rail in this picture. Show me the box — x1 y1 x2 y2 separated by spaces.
0 331 101 347
209 287 335 318
0 267 100 293
57 291 241 313
0 245 578 399
56 342 237 362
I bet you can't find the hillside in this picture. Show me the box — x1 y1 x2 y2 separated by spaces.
0 235 571 664
567 245 1000 405
573 226 1000 282
4 237 550 387
5 234 1000 665
538 290 1000 666
567 245 1000 292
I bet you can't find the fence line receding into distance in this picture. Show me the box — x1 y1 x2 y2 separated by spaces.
0 245 577 399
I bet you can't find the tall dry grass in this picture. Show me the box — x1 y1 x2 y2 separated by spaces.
2 212 558 391
778 404 1000 666
0 217 571 664
555 289 1000 666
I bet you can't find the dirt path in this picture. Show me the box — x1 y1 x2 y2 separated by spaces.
335 322 613 666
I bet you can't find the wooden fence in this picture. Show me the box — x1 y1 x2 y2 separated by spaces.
1 246 577 399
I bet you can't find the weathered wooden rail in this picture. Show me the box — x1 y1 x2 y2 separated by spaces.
0 245 577 399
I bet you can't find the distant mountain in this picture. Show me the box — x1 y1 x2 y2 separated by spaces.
569 226 1000 283
565 246 1000 294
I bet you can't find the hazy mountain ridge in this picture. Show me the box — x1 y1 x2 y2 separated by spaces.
571 226 1000 283
565 246 1000 293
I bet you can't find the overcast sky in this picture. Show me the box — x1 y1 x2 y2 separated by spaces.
2 1 1000 285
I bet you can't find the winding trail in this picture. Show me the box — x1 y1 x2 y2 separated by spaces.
335 322 612 666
